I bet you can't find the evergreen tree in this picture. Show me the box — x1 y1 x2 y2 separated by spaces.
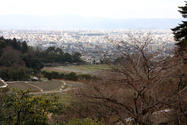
12 38 18 50
171 1 187 53
17 41 21 50
22 41 28 53
0 40 6 56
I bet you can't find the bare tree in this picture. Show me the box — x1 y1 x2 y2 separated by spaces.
68 33 187 125
0 46 24 68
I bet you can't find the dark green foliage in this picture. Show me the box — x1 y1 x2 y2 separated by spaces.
0 37 82 81
51 71 60 79
30 58 44 70
171 1 187 52
68 72 78 81
21 41 28 53
17 41 21 50
47 72 53 80
0 40 6 56
42 71 97 81
0 67 31 81
46 46 55 53
47 52 58 63
64 53 72 63
12 38 18 50
55 47 64 54
34 47 82 64
72 52 81 62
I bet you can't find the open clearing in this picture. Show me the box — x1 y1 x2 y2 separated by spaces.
7 80 81 92
30 81 64 91
7 82 39 91
42 64 110 74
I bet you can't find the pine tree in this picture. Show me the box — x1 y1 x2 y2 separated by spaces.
171 1 187 53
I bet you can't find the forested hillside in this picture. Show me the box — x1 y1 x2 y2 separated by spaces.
0 37 82 81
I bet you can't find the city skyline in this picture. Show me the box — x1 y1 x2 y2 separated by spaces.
0 0 185 19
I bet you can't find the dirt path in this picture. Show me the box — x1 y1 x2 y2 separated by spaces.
29 87 72 95
25 81 43 92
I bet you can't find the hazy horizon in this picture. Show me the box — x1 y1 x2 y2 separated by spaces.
0 0 185 19
0 14 182 29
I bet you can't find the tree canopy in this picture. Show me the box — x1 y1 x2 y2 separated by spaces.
0 88 63 125
171 1 187 53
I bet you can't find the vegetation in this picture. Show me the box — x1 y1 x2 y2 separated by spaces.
7 81 65 92
0 67 31 81
42 70 97 81
0 88 65 125
1 2 187 124
0 37 83 81
34 46 83 64
42 64 110 74
66 118 104 125
66 33 187 124
171 1 187 54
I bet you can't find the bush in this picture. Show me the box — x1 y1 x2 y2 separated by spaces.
66 118 104 125
0 67 31 81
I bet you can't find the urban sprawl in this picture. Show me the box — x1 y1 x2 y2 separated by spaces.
0 29 175 64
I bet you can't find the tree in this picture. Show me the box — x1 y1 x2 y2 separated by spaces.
17 41 22 51
69 33 187 124
64 53 72 63
0 88 61 125
171 1 187 54
0 40 6 61
0 46 23 67
72 52 81 62
55 47 63 54
22 50 35 68
46 46 55 53
12 38 18 50
30 58 44 70
47 52 58 63
22 41 28 53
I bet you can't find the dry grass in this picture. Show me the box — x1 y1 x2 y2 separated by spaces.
42 64 110 74
7 82 39 91
30 81 64 91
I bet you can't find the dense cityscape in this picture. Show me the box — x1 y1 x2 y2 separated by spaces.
0 29 175 64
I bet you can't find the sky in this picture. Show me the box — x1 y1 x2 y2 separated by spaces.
0 0 185 19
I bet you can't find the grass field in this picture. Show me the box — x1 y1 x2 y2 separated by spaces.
29 81 64 91
42 64 110 74
43 93 72 105
7 80 81 92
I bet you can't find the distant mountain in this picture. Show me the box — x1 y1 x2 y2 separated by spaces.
0 14 183 29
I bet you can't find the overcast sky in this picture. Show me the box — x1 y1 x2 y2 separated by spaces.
0 0 185 19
